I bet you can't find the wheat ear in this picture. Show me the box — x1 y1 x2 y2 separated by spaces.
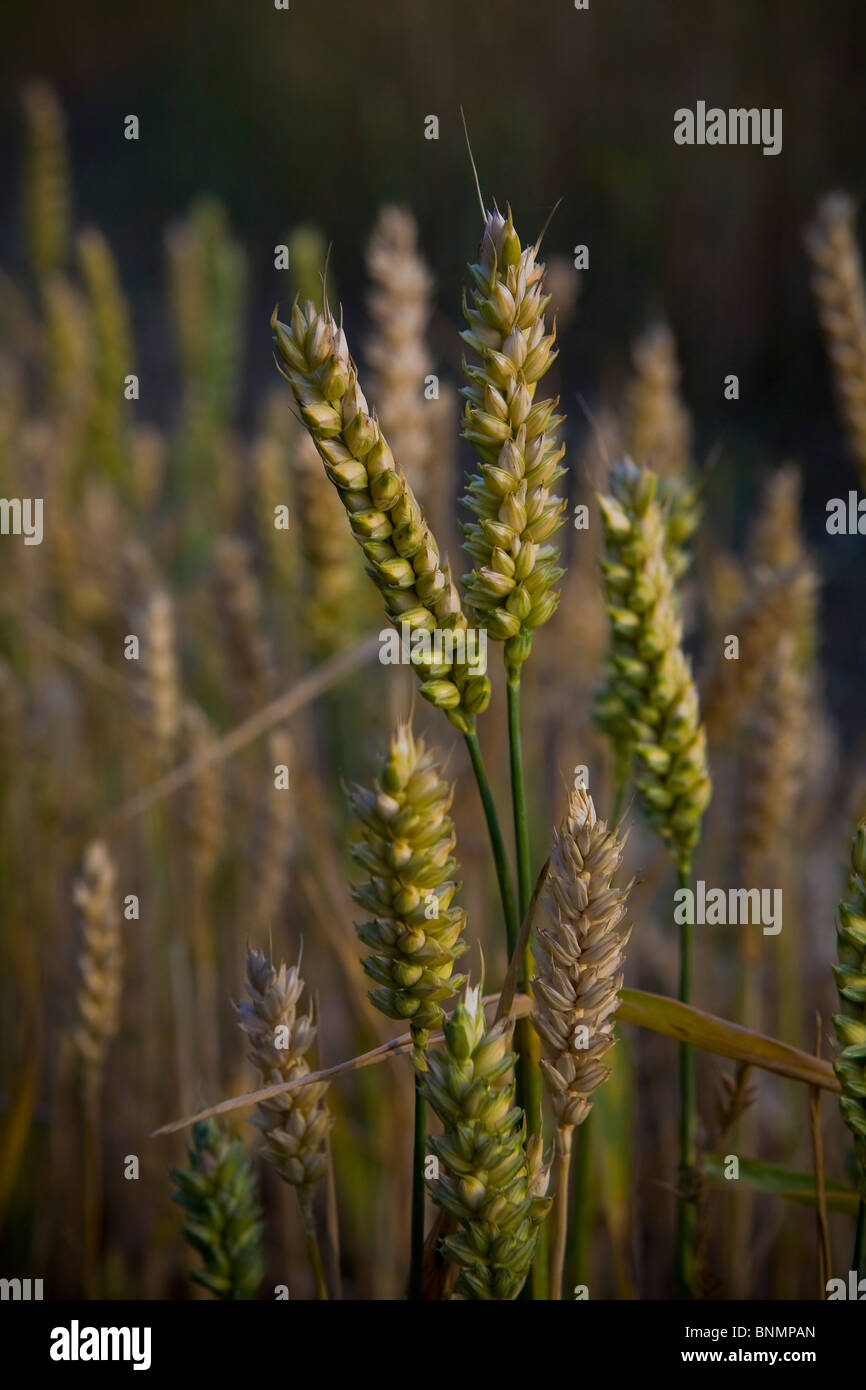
460 205 567 671
806 193 866 486
73 840 122 1297
624 322 698 580
834 819 866 1276
533 786 632 1297
595 457 711 863
272 298 490 731
365 206 433 498
171 1116 265 1300
235 947 332 1296
419 981 551 1299
21 82 70 280
77 227 134 486
347 722 468 1065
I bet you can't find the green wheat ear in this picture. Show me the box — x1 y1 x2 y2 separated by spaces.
419 982 551 1300
348 722 468 1067
460 205 567 671
834 820 866 1190
171 1117 265 1301
595 456 711 866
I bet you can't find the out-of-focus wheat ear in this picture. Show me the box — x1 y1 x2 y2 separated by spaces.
532 786 632 1298
212 537 275 713
135 589 181 768
74 840 122 1297
77 228 135 488
21 82 71 280
365 206 434 499
41 273 92 417
129 424 166 511
833 818 866 1276
170 1116 265 1300
235 947 333 1296
624 322 698 581
249 730 294 940
290 425 365 663
806 193 866 487
253 434 298 595
74 841 123 1091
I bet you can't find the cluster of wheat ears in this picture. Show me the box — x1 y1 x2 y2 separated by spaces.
2 84 866 1301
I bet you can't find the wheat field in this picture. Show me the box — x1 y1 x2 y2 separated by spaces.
1 57 865 1307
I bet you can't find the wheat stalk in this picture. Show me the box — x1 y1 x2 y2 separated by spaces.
171 1116 265 1300
460 205 567 671
365 206 433 498
806 193 866 486
532 786 632 1297
419 981 551 1299
271 298 490 731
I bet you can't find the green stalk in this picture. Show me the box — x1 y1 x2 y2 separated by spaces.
855 1198 866 1280
463 729 518 952
505 667 547 1299
506 672 532 917
305 1226 329 1301
409 1072 426 1301
675 858 697 1299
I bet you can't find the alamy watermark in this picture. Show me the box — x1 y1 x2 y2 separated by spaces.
0 498 43 545
674 102 782 157
674 881 782 935
379 621 488 674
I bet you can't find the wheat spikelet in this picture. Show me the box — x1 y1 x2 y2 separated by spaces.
533 786 632 1128
347 723 467 1065
806 193 866 484
833 820 866 1190
213 537 275 710
21 83 70 280
171 1116 265 1300
365 206 433 497
460 206 567 670
235 948 332 1215
73 841 123 1092
419 982 551 1299
291 425 363 661
271 298 490 730
595 457 711 866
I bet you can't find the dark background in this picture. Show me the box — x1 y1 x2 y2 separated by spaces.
2 0 866 715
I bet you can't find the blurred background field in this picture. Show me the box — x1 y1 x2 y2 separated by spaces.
1 0 866 1301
